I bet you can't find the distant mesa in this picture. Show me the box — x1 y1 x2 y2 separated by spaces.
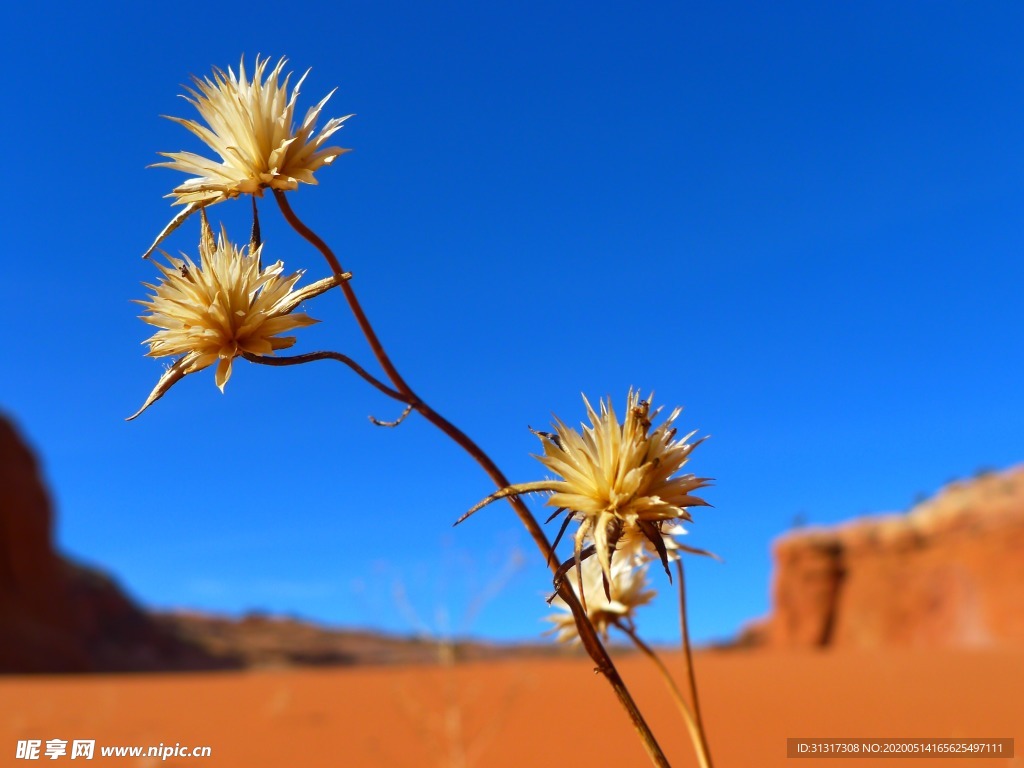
742 467 1024 649
0 413 235 673
0 414 563 674
6 411 1023 672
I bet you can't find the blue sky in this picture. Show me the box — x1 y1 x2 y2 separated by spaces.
4 1 1024 645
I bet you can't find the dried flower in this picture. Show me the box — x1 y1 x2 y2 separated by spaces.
548 554 655 642
129 213 343 419
617 522 718 565
460 390 710 588
144 55 352 258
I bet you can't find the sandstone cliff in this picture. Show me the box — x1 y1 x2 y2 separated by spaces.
0 414 563 672
752 467 1024 649
0 415 85 671
0 414 234 673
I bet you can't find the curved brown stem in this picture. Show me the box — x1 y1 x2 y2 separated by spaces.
274 190 670 767
242 351 411 404
617 622 710 768
677 558 714 767
275 191 413 395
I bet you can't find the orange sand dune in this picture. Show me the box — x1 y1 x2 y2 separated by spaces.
2 650 1021 767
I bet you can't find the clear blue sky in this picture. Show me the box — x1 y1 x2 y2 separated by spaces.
4 1 1024 645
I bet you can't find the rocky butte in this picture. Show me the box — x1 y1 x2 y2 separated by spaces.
6 410 1023 669
0 414 565 673
747 467 1024 649
0 414 233 673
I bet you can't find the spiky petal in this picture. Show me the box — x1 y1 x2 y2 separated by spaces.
462 390 711 585
144 55 352 257
130 214 340 419
548 555 655 643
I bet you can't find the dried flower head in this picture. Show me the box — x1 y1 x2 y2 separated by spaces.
548 554 655 643
129 213 344 420
143 55 352 258
460 390 710 589
617 522 718 565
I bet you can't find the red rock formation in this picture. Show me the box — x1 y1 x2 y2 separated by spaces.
0 414 563 672
757 467 1024 649
0 414 235 673
0 416 86 672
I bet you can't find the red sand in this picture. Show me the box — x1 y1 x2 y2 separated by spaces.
2 650 1021 767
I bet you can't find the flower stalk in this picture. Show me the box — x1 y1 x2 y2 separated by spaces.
617 621 712 768
272 190 672 767
132 56 722 767
129 211 347 419
677 558 714 767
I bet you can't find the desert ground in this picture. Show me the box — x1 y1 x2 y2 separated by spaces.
2 649 1021 768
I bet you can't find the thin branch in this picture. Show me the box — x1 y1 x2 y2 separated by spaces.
454 482 556 526
273 190 348 276
274 190 415 395
241 351 412 404
274 191 671 768
618 621 711 768
677 558 714 767
547 545 597 604
142 201 204 259
370 403 414 428
548 512 574 567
